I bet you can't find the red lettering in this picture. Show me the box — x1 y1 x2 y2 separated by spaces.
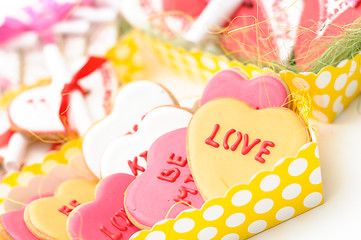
110 217 127 231
255 141 275 163
99 208 133 239
167 153 187 167
157 168 180 182
223 129 236 150
184 174 194 183
69 199 81 208
100 226 123 240
115 209 132 227
58 205 73 216
205 124 220 148
242 134 261 155
230 131 242 151
139 151 148 161
174 186 198 205
128 157 145 176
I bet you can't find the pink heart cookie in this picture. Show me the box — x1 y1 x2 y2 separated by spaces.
124 128 204 229
162 0 208 18
0 194 52 240
200 69 290 109
220 0 278 62
295 0 361 68
67 173 139 240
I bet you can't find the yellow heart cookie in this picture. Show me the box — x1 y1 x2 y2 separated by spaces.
24 179 97 240
187 98 310 200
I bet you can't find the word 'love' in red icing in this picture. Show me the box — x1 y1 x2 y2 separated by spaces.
99 208 132 240
205 124 275 163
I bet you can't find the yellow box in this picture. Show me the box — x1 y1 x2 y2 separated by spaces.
130 139 322 239
0 139 96 213
107 30 361 123
106 31 324 239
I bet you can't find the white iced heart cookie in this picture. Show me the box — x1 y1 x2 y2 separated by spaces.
82 81 178 178
100 106 192 178
9 86 66 135
8 64 117 138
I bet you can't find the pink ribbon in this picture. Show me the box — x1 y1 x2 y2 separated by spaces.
0 0 76 45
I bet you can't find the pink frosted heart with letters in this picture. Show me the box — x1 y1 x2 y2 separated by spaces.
200 69 290 109
67 173 139 240
124 128 204 229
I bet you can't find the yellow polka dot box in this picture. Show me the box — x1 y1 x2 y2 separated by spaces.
0 100 323 239
107 30 361 123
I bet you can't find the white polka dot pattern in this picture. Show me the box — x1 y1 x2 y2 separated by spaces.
280 53 361 123
132 143 323 240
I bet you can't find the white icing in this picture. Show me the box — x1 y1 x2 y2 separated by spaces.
120 0 163 29
0 110 11 135
317 0 351 37
9 85 66 133
100 106 192 178
261 0 304 62
82 81 178 178
7 63 117 134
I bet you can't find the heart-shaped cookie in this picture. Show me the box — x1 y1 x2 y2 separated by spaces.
295 0 361 68
125 128 204 229
100 106 193 178
24 179 97 240
83 81 177 179
187 98 310 200
8 61 117 138
0 194 52 240
67 173 139 240
220 0 278 62
200 69 290 108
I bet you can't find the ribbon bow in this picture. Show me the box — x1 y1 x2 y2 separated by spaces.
59 56 108 132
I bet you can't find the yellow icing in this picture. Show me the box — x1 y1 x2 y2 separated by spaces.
187 98 310 200
25 179 97 240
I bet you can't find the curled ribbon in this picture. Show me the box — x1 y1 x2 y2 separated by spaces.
59 56 108 133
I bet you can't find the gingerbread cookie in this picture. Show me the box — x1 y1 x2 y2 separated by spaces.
100 106 193 178
200 69 290 108
67 173 139 240
24 179 97 240
125 128 204 230
187 98 310 200
83 81 178 179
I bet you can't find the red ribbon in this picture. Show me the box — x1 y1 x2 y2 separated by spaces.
59 56 108 132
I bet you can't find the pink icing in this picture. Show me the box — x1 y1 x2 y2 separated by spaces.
162 0 208 18
220 1 278 62
125 128 204 228
295 0 361 68
67 173 139 240
200 69 288 108
2 194 52 240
